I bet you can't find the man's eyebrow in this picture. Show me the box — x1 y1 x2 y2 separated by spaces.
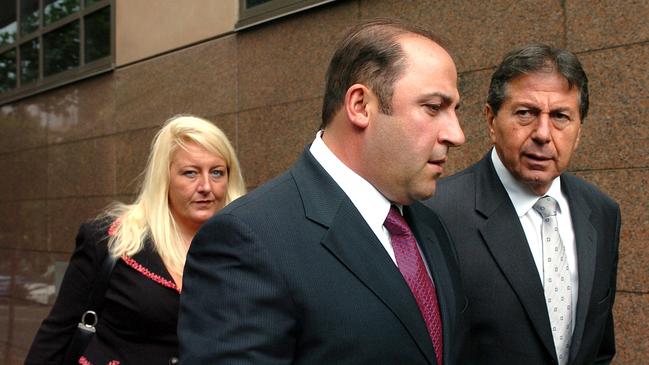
421 92 456 106
550 106 576 113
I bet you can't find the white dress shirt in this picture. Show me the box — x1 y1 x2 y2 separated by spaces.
309 131 398 264
491 149 578 330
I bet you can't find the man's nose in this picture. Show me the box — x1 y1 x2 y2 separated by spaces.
532 114 552 143
441 111 465 147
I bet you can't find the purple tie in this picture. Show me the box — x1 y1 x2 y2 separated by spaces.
384 205 443 365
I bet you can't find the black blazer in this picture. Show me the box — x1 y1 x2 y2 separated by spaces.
26 220 181 365
424 152 620 365
179 148 467 365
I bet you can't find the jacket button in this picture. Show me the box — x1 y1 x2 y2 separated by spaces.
169 357 179 365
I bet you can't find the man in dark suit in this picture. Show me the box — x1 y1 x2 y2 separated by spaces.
425 44 620 365
178 19 466 364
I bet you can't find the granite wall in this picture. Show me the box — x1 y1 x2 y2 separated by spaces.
0 0 647 363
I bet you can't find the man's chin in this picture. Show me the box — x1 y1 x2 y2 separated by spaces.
412 186 437 203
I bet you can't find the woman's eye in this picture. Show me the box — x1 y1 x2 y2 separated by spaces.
183 171 198 178
211 169 225 178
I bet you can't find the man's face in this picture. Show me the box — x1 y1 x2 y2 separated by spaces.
488 71 582 195
365 35 465 204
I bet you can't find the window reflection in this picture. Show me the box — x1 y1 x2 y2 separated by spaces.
84 6 110 63
19 0 39 36
0 0 17 46
20 39 39 84
43 20 79 76
1 2 112 101
44 0 80 25
0 49 16 92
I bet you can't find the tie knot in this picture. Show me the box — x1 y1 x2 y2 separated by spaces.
384 205 409 236
533 196 558 218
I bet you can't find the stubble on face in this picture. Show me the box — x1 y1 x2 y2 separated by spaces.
365 35 462 204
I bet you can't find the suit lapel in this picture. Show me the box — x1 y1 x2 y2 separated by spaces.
291 149 437 365
562 176 597 363
474 156 558 361
322 201 437 365
406 203 457 365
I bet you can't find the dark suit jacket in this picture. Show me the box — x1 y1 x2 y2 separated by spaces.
425 152 620 365
26 220 180 365
179 148 467 365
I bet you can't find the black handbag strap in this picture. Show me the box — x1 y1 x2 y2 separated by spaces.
89 249 118 313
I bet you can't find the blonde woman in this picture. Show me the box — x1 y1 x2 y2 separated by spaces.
26 115 245 365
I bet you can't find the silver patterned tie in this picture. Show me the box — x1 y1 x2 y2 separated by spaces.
533 196 572 365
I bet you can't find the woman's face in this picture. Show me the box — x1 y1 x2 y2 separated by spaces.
168 141 228 234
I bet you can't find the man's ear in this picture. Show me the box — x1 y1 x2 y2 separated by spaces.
485 104 497 143
344 84 373 129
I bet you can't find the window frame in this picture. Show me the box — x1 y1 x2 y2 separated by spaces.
236 0 336 31
0 0 114 105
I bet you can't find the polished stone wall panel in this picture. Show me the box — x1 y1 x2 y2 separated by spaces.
237 1 358 111
571 44 649 171
44 74 115 145
0 148 48 202
360 0 565 72
238 98 321 187
574 169 649 242
115 35 239 133
618 239 649 293
566 0 649 52
47 137 116 198
47 197 114 253
115 127 159 196
0 200 47 251
614 293 649 365
0 103 47 154
208 113 239 152
444 69 493 176
573 168 649 294
10 300 48 360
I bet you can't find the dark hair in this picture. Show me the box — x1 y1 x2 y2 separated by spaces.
487 43 589 120
320 19 443 129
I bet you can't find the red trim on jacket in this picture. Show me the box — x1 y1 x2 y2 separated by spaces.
78 356 120 365
107 219 120 237
120 255 180 294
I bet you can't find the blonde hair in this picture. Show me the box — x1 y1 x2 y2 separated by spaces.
104 115 246 277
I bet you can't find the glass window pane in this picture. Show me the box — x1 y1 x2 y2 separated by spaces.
20 39 39 84
43 20 79 76
0 48 16 92
0 0 17 46
84 6 110 63
20 0 39 36
44 0 80 26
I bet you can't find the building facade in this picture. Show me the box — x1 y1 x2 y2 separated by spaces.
0 0 647 363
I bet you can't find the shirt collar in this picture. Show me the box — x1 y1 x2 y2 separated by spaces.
491 148 566 217
309 131 392 227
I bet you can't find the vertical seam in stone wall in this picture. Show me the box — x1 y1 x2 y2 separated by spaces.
561 0 568 48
